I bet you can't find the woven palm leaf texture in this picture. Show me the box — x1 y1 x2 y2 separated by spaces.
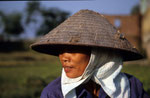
31 9 143 61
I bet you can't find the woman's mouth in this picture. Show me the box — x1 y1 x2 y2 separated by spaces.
63 66 74 73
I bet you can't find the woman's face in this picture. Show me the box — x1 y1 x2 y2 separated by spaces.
59 47 91 78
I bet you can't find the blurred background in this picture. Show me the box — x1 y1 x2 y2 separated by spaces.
0 0 150 97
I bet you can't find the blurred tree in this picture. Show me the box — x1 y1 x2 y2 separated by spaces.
0 1 70 41
0 11 4 27
131 4 140 15
25 1 41 24
37 8 70 35
0 11 24 40
25 1 70 36
3 13 23 35
0 11 4 40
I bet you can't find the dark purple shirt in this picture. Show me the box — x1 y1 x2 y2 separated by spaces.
41 73 150 98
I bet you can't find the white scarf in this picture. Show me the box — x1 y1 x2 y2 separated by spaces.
61 48 130 98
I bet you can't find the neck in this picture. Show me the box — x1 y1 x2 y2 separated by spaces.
83 80 100 98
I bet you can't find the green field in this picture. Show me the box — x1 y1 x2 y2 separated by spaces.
0 51 150 98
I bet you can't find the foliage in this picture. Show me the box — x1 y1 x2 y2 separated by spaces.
0 41 28 52
37 8 70 35
3 13 23 35
25 1 70 36
0 11 24 40
0 1 70 41
0 11 4 28
131 4 140 15
25 1 41 24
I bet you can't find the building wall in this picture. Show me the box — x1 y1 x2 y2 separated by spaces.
142 8 150 59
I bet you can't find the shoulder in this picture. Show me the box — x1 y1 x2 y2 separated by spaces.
123 73 144 91
124 73 142 86
123 73 150 98
40 77 63 98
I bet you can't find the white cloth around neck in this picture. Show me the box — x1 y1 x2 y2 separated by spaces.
61 48 130 98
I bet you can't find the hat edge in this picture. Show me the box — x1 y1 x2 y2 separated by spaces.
31 42 143 61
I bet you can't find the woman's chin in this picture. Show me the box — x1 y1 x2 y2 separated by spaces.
66 73 81 78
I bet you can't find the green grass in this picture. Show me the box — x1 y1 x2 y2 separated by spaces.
0 51 150 97
0 51 62 98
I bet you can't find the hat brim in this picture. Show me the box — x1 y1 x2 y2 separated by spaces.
30 43 143 62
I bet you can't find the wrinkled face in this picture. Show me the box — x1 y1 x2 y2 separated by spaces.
59 47 91 78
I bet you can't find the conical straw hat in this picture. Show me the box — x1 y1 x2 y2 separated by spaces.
31 9 143 61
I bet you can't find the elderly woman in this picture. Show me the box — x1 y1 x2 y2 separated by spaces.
31 10 149 98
